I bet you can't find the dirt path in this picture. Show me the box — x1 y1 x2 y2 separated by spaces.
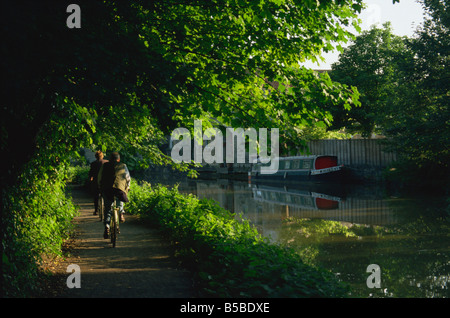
55 187 196 298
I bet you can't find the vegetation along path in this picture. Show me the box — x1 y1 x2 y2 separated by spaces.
56 187 196 298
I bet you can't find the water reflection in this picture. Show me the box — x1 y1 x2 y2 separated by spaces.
138 173 449 298
176 180 405 240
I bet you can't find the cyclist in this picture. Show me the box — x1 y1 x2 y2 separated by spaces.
98 152 131 239
89 150 108 215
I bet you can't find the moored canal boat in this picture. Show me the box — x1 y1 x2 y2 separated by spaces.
251 155 343 183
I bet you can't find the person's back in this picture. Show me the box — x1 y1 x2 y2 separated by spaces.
99 160 116 200
98 152 130 238
112 162 129 192
89 151 108 215
90 158 108 182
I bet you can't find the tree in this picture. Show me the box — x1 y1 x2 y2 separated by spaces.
324 0 449 188
328 22 409 137
383 0 449 186
2 0 370 187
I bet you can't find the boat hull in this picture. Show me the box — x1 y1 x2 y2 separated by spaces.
250 155 344 184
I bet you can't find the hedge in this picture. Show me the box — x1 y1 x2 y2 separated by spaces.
127 179 348 297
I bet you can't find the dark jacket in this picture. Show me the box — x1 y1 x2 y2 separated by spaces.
89 158 108 191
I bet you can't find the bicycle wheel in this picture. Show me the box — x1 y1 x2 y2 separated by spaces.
110 206 119 247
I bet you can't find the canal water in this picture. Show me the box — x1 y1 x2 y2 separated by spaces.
139 173 449 298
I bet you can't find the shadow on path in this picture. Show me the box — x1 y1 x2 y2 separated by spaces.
58 187 196 298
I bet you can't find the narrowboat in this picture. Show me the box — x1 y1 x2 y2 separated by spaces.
250 155 343 183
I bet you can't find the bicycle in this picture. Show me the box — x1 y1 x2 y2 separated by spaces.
110 197 120 248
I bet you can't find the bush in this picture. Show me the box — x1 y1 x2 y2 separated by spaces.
127 180 348 297
2 164 78 297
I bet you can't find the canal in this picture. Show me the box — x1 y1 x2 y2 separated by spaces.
139 173 449 298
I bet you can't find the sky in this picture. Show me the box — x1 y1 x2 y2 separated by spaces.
302 0 425 69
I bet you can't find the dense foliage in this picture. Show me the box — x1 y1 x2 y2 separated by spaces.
327 0 449 189
127 180 349 297
329 22 408 137
1 164 78 297
2 0 368 186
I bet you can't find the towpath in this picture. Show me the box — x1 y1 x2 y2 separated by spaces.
53 186 196 298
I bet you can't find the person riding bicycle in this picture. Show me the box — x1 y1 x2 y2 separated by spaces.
89 150 108 215
98 152 131 239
